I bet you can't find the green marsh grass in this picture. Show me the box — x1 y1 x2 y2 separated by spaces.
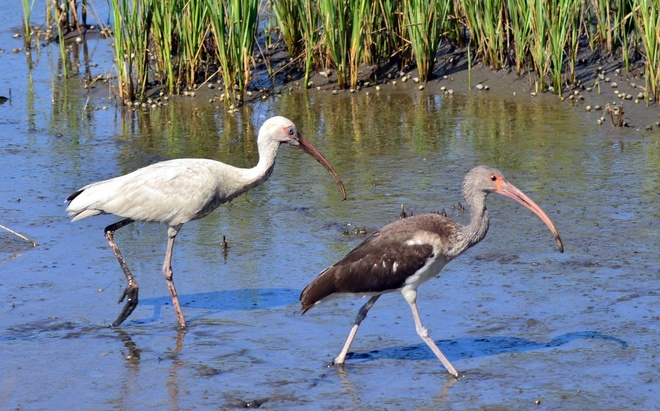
21 0 35 49
108 0 152 102
349 0 370 88
177 0 209 87
299 1 319 88
546 0 581 94
460 0 505 69
207 0 260 102
634 0 660 101
506 0 532 75
30 0 660 103
150 0 178 94
272 0 320 88
319 0 350 88
404 0 449 81
527 0 550 90
272 0 304 58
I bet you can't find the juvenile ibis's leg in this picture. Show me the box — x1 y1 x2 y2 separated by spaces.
163 225 186 329
403 289 459 378
333 295 381 365
104 218 139 327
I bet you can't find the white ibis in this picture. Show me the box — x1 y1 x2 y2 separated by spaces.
67 116 346 329
300 165 563 377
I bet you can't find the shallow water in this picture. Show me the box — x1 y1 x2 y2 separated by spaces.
2 6 659 411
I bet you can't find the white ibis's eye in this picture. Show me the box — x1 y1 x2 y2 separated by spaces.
490 175 497 181
287 127 295 136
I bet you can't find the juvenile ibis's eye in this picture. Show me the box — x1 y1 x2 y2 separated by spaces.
490 174 497 181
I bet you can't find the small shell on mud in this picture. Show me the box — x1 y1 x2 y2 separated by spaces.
586 105 592 111
375 85 381 91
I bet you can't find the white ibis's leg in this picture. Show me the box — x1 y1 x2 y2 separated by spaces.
333 295 380 365
104 218 139 327
403 289 459 378
163 225 186 329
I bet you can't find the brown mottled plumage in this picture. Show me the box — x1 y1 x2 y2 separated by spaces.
300 165 563 377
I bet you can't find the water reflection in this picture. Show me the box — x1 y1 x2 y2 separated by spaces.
3 28 659 410
333 352 457 409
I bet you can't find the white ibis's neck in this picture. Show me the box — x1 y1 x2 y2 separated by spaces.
456 187 490 252
248 138 280 182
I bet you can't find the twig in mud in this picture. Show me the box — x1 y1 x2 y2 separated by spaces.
0 224 38 247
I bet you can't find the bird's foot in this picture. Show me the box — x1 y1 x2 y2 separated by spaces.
329 356 347 367
111 284 139 327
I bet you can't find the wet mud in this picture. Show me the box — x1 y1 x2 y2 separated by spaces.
1 4 659 411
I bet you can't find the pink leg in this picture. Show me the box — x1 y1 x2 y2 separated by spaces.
403 289 459 378
333 295 380 365
163 225 186 329
104 219 139 327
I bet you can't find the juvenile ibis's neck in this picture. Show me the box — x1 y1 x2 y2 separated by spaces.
456 189 490 253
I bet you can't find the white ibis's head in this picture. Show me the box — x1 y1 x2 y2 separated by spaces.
259 116 300 145
463 165 564 253
258 116 347 200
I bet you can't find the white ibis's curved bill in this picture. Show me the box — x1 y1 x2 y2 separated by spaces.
297 135 347 200
496 181 564 253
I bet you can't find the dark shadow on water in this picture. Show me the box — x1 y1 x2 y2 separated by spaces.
0 288 298 340
343 331 629 363
137 288 300 324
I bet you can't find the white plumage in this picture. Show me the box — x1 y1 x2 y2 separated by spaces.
68 116 346 328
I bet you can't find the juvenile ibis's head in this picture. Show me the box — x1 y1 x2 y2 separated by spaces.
464 165 564 252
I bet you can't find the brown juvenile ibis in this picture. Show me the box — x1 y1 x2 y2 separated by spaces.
300 165 563 377
67 116 346 329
